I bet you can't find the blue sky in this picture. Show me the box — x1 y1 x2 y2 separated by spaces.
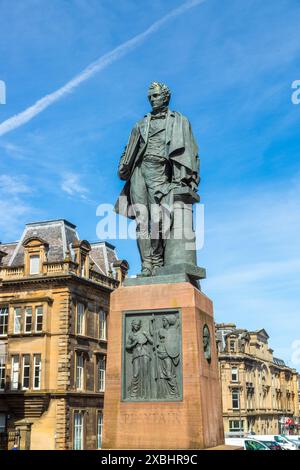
0 0 300 365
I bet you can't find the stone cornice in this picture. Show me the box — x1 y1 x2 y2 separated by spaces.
218 353 296 374
0 272 118 293
8 296 53 305
2 390 104 399
223 410 295 417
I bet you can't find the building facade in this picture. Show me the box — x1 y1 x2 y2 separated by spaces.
216 323 299 436
0 219 128 450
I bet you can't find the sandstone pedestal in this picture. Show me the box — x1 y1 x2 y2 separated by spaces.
102 281 224 449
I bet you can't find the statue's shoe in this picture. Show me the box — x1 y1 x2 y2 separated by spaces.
151 266 163 276
137 268 152 277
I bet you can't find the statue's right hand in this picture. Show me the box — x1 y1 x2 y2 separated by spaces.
118 164 130 181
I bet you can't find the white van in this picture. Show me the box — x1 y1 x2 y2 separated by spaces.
254 434 300 450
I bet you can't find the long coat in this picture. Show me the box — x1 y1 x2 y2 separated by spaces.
114 109 199 219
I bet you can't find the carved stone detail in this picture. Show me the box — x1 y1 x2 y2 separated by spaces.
123 311 182 401
203 324 211 362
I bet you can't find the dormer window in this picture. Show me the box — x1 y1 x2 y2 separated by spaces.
30 255 40 274
71 240 91 278
23 237 49 276
230 340 236 352
80 256 86 277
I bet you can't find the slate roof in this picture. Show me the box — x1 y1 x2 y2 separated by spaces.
0 242 18 266
90 242 119 276
0 220 119 277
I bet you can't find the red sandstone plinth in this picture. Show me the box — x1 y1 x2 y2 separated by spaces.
102 282 224 449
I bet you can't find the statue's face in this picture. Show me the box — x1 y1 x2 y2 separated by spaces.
148 88 166 111
132 320 141 331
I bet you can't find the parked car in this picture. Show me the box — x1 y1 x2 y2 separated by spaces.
225 437 270 450
254 434 300 450
260 440 283 450
284 435 300 442
243 439 271 451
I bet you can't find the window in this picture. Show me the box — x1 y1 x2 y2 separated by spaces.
22 355 30 389
0 358 5 391
24 307 32 333
35 306 43 332
80 256 86 277
230 340 235 352
0 307 8 336
97 412 103 449
99 310 107 340
74 411 84 450
13 307 22 334
98 355 106 392
11 356 19 390
76 353 84 390
0 413 6 433
33 354 41 390
232 389 240 409
231 367 238 382
29 255 40 274
76 303 85 335
229 420 244 433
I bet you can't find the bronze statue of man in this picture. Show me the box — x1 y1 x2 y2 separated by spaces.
115 82 199 276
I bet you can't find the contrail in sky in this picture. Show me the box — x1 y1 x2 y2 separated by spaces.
0 0 206 137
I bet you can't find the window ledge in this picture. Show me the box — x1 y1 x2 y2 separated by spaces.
9 332 45 338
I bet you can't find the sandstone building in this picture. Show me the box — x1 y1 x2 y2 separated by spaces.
216 323 299 436
0 219 128 450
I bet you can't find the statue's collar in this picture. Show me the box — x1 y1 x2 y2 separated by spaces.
143 109 175 119
139 110 175 142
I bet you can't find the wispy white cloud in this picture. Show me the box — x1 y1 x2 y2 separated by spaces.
207 259 300 291
61 172 89 198
0 141 28 159
200 174 300 363
0 200 32 241
0 174 32 195
0 0 206 137
0 174 36 239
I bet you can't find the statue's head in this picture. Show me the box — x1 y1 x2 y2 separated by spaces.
203 325 209 347
168 315 177 326
148 82 171 111
131 319 142 331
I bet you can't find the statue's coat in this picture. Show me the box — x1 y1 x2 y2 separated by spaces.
114 110 199 219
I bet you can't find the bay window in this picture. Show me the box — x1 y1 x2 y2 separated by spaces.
13 308 22 334
76 353 84 390
22 355 30 389
73 411 84 450
33 354 41 389
0 307 8 336
24 307 32 333
98 355 106 392
35 306 43 332
232 389 240 410
76 303 85 335
0 358 5 391
99 310 107 340
11 356 19 390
